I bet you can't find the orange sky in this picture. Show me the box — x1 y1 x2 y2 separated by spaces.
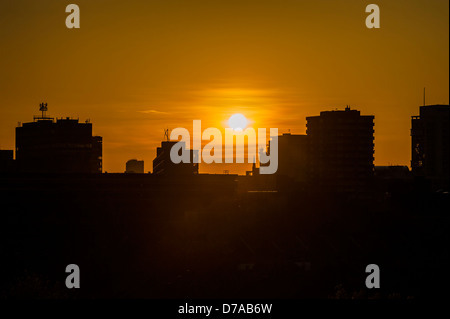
0 0 448 173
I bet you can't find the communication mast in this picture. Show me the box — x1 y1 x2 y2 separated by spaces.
40 102 48 117
164 128 170 141
34 102 54 121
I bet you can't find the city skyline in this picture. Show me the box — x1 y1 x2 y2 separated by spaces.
0 0 448 173
2 103 447 175
0 0 448 302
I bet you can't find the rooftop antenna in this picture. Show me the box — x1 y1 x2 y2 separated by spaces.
164 128 170 141
39 102 48 118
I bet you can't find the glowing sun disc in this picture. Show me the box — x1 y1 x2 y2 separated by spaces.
228 113 248 131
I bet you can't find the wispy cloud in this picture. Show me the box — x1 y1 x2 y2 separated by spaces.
138 109 170 115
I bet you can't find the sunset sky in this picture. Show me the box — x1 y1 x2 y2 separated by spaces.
0 0 448 174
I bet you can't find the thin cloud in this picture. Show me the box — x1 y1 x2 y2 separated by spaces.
138 109 170 115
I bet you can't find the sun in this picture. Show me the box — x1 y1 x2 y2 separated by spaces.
228 113 248 131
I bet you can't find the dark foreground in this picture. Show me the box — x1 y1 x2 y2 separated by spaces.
0 173 448 299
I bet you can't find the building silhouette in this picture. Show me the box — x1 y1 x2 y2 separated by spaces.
374 165 410 179
411 104 449 189
273 133 309 182
126 159 144 174
306 106 375 192
260 107 375 193
153 141 198 176
91 136 103 174
15 107 102 174
0 150 14 173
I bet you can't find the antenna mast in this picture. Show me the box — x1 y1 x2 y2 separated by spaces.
164 128 170 141
39 102 48 118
